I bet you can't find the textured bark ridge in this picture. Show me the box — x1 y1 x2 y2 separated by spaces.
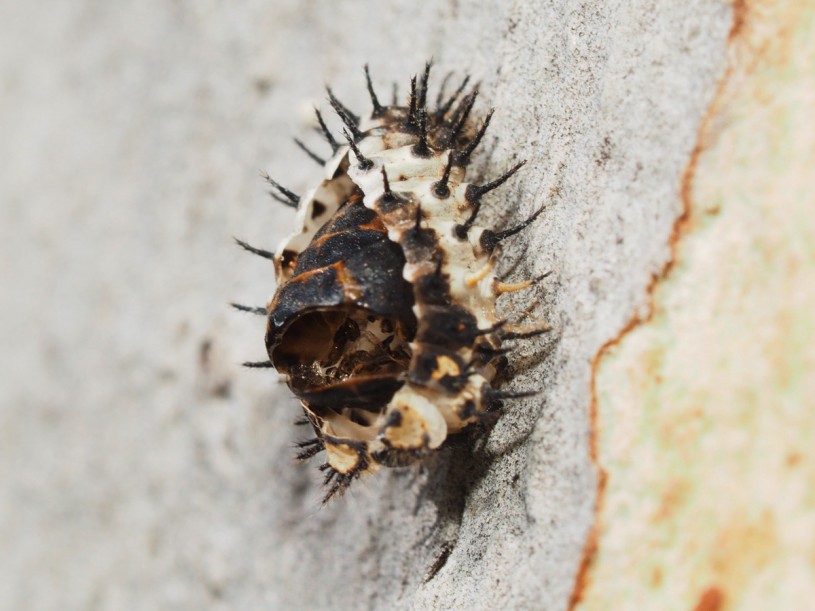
10 2 811 611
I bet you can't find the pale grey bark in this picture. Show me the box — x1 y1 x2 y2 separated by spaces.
0 1 731 609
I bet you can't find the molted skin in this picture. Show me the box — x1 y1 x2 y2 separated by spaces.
245 68 537 501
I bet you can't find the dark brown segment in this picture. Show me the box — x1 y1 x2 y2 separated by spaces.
376 166 411 213
280 248 298 272
457 398 477 420
399 223 440 265
294 374 404 410
309 198 380 240
415 304 480 350
266 199 417 414
293 217 388 274
310 200 327 219
414 270 452 306
376 190 413 214
266 264 347 348
371 445 431 468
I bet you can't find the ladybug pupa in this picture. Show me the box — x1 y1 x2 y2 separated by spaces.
235 63 549 502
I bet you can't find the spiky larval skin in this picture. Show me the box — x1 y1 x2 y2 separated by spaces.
236 63 547 502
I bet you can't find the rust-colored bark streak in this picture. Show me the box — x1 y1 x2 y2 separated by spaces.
693 587 725 611
567 1 750 607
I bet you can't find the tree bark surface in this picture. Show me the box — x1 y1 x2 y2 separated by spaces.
3 2 807 610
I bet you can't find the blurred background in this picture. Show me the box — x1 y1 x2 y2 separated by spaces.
2 1 812 610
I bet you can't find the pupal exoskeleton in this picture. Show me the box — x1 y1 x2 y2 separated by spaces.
235 63 548 502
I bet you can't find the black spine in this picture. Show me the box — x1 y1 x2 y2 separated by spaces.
437 75 470 118
466 161 526 202
295 438 324 461
260 171 300 206
234 237 276 261
414 204 423 231
500 326 552 340
407 75 418 127
435 71 454 111
293 137 327 165
488 388 540 400
412 108 431 157
448 87 479 142
454 109 494 166
381 166 392 198
242 360 275 368
326 87 359 124
432 153 455 198
364 64 384 116
418 60 432 114
314 107 339 152
342 129 374 170
327 89 363 140
479 203 545 252
230 303 267 316
455 162 526 238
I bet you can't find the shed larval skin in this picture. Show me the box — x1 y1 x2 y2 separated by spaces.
236 64 547 502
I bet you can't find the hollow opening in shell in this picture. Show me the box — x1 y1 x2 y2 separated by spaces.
272 307 414 412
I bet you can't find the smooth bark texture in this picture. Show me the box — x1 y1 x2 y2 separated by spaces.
579 2 815 609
